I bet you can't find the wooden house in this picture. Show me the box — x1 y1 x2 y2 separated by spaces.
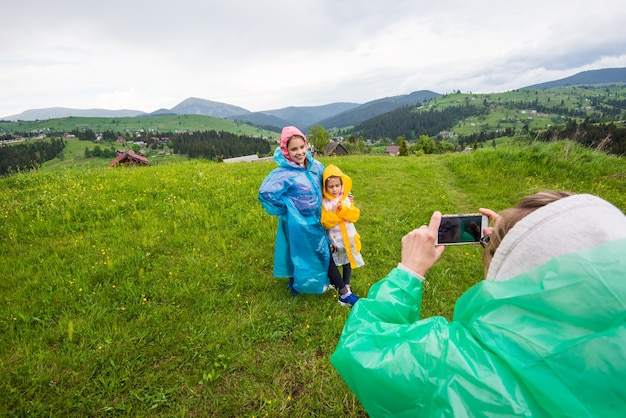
109 151 149 167
324 141 349 156
384 145 400 156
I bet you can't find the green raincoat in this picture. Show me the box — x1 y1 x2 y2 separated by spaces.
331 194 626 417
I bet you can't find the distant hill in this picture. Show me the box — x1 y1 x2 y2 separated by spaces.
4 67 625 124
4 107 144 121
317 90 441 129
524 67 626 89
344 82 626 151
227 91 441 131
161 97 251 118
224 112 288 133
227 102 360 131
3 83 626 152
149 108 178 116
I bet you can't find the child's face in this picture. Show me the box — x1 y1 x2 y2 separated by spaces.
326 177 342 197
287 136 307 165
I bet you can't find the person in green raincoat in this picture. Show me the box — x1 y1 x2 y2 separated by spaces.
331 191 626 417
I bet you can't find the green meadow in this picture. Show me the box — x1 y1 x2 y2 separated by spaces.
1 141 625 416
1 114 276 138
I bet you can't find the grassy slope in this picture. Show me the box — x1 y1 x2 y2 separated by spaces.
422 84 626 136
41 138 189 171
0 114 277 138
1 142 624 416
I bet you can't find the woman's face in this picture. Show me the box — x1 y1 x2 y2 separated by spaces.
287 136 307 165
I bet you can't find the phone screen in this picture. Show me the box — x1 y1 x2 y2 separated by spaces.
437 214 486 245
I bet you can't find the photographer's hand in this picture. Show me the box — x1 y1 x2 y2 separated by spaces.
479 208 501 236
401 211 446 277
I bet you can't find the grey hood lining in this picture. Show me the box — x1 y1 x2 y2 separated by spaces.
486 194 626 281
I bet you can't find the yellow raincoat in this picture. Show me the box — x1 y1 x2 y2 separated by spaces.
321 164 364 269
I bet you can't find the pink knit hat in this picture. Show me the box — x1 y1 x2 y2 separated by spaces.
280 126 307 162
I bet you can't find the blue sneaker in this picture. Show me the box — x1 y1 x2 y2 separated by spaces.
287 282 298 296
338 293 359 307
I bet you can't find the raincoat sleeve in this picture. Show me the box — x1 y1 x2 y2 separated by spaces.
321 204 341 229
321 199 360 229
330 267 543 417
330 268 449 416
258 169 290 216
338 200 360 223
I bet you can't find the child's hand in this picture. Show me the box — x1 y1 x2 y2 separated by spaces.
348 194 354 203
336 202 342 212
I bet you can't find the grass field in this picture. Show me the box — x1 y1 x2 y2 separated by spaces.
1 141 625 416
0 114 277 139
39 138 189 171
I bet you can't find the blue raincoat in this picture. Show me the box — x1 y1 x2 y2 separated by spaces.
258 145 330 294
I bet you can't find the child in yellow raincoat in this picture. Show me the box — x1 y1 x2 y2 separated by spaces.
321 164 364 306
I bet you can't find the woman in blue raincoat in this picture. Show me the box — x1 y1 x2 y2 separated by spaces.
331 192 626 417
258 126 329 294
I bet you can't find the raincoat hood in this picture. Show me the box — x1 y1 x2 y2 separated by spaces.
487 193 626 281
279 126 308 164
322 164 353 200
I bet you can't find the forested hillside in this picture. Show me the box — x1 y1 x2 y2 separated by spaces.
316 90 440 130
341 85 626 155
0 138 66 174
169 130 271 160
348 105 482 141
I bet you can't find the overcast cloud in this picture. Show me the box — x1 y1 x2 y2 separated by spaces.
2 0 626 118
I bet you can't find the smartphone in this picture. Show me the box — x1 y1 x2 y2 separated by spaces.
437 214 488 245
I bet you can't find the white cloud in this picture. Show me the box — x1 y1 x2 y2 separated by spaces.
2 0 626 117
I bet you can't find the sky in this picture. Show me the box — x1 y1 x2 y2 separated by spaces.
2 0 626 118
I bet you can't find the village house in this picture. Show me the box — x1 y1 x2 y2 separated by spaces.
109 151 149 167
384 145 400 156
323 141 348 156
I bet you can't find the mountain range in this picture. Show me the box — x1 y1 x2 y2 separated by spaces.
4 67 626 131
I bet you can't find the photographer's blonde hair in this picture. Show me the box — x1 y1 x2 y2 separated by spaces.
483 191 575 273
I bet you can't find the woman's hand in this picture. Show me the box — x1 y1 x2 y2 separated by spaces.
401 211 446 277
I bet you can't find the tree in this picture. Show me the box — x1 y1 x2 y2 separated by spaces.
343 142 360 154
399 138 409 156
307 124 330 154
358 136 365 154
438 140 455 153
416 135 436 154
